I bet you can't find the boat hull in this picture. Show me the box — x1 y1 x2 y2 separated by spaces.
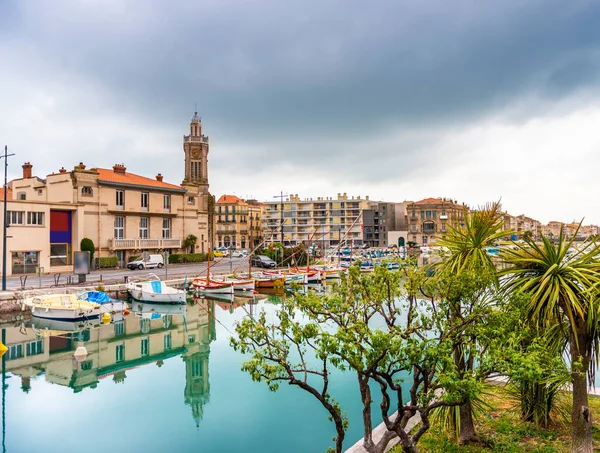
30 306 101 321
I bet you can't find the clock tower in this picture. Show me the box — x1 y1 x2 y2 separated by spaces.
183 111 209 184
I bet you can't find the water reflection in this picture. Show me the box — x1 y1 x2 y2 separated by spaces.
1 300 215 426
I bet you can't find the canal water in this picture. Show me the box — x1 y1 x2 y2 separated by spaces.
1 291 397 453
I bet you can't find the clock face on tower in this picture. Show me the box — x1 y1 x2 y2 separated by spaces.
191 147 201 159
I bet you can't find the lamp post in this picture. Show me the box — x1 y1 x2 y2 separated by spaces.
1 146 15 291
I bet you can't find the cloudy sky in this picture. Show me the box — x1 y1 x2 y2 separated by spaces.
1 0 600 223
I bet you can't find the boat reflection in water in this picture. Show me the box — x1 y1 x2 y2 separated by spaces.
2 299 215 426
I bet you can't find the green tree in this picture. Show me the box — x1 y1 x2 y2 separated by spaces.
233 265 478 453
500 227 600 452
80 237 95 265
183 234 198 253
432 201 508 443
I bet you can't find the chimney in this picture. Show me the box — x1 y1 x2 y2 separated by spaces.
59 167 67 174
156 173 163 182
113 164 126 174
79 162 86 170
22 162 32 179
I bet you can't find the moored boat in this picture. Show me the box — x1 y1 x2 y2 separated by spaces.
127 274 186 304
211 275 256 292
22 293 101 321
79 290 127 313
192 277 235 294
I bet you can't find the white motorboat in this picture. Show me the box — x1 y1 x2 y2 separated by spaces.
127 274 186 304
22 293 101 321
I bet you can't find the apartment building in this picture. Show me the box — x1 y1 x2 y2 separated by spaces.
1 113 213 275
263 193 370 247
215 195 265 249
405 198 469 246
362 202 408 248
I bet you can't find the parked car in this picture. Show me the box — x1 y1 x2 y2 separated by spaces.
251 255 277 268
127 254 164 270
213 250 225 257
232 250 249 258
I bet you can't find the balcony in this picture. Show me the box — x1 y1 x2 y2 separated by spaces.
109 238 182 250
183 135 209 144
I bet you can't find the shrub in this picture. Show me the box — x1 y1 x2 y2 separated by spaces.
80 238 95 263
168 253 208 264
99 256 119 268
168 254 181 264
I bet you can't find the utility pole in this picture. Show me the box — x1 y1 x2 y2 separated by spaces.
1 146 15 291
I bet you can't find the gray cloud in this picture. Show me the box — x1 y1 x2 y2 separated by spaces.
2 0 600 221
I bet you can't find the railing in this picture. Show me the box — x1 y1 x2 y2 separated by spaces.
109 238 182 250
183 135 209 143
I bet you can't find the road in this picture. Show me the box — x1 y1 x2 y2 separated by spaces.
4 257 254 290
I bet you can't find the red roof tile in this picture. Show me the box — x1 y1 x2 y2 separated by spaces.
414 197 444 205
96 168 183 191
217 194 245 204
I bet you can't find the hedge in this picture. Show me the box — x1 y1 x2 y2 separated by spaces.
99 256 119 268
168 253 208 264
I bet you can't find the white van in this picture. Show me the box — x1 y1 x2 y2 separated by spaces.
127 254 165 270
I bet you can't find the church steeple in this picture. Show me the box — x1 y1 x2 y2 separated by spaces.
183 111 209 184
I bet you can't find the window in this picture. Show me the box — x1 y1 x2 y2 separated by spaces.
12 251 38 274
116 343 125 363
162 218 171 239
114 321 125 336
425 210 432 219
17 192 26 200
26 340 43 356
423 236 428 244
7 211 24 225
191 360 202 377
187 196 195 204
139 217 149 239
116 190 124 208
114 216 124 239
50 244 71 266
441 222 446 232
141 192 149 210
163 194 171 211
411 211 416 219
141 338 149 357
188 335 196 344
164 333 172 351
422 222 435 234
7 344 23 360
81 360 93 371
190 161 202 180
162 315 172 329
27 212 44 225
81 186 93 196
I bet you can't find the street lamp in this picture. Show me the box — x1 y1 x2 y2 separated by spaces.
1 146 15 291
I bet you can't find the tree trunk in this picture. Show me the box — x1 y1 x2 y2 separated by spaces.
359 375 375 451
399 439 420 453
458 400 476 444
570 329 593 453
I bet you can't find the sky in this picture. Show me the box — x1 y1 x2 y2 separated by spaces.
1 0 600 224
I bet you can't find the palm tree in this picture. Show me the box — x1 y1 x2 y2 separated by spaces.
433 201 508 443
500 227 600 453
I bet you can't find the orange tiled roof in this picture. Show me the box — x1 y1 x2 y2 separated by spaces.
0 188 12 200
414 197 444 205
96 168 183 191
217 194 245 204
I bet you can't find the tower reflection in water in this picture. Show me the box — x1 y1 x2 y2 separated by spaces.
1 298 216 426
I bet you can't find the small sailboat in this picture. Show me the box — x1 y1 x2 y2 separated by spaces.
192 243 235 294
211 275 256 292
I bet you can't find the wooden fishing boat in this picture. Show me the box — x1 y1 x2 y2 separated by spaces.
192 278 235 294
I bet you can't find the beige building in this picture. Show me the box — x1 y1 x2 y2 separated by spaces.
405 198 469 246
2 300 213 424
503 213 541 240
215 195 265 250
263 193 370 247
1 113 213 275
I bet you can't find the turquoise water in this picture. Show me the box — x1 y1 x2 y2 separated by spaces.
1 294 394 453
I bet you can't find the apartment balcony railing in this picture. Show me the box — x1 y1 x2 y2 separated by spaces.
109 238 182 250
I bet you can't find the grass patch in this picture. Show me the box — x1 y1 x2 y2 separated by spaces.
390 385 600 452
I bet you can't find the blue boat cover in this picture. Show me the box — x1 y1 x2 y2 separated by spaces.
85 291 114 304
151 281 162 294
